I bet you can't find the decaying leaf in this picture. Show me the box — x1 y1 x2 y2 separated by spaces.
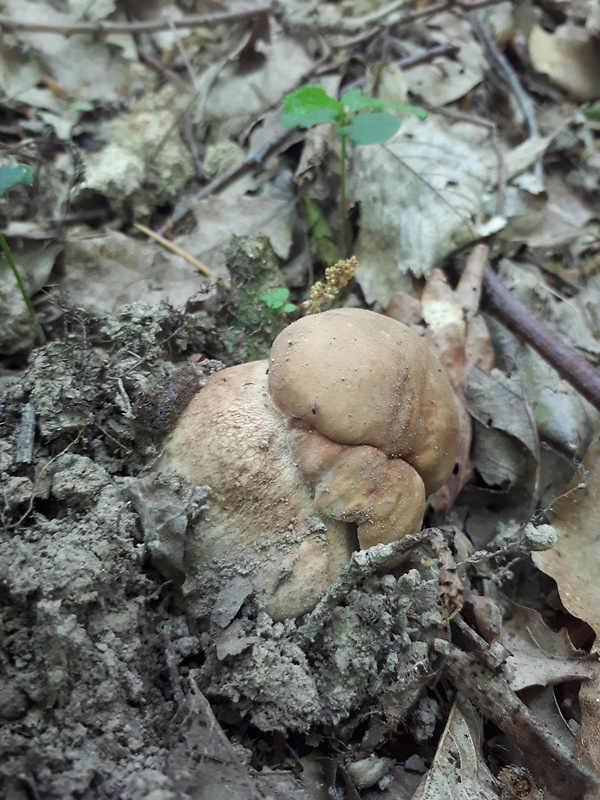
413 697 499 799
466 367 539 499
497 765 541 800
533 438 600 788
529 22 600 100
386 248 495 510
501 602 599 692
62 231 206 314
352 116 489 305
533 437 600 637
403 11 487 106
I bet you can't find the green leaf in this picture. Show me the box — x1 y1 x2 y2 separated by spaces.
341 89 388 112
341 91 428 121
282 85 342 128
0 163 33 195
282 107 338 128
348 112 401 145
260 287 291 310
282 302 297 313
583 101 600 121
401 103 429 121
284 85 340 114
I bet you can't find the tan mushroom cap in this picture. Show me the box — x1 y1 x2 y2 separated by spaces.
288 421 426 549
268 307 459 494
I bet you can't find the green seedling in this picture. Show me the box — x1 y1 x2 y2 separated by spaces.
0 163 46 345
259 287 297 315
583 101 600 121
282 84 427 255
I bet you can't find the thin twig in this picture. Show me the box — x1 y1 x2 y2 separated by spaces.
137 48 191 91
0 6 271 36
393 43 459 70
156 127 298 236
470 9 543 183
132 222 230 289
483 263 600 412
342 44 460 94
314 0 505 34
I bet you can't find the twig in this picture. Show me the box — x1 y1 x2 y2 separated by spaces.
342 44 460 94
156 127 298 236
445 644 599 799
483 263 600 412
470 10 543 183
0 6 271 36
393 43 459 70
312 0 505 34
137 48 191 92
132 222 230 289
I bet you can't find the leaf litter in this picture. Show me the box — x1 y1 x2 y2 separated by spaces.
1 1 600 799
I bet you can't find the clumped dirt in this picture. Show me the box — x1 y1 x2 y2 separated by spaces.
0 290 452 799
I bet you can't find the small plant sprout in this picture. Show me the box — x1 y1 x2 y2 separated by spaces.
282 85 427 255
259 287 297 314
0 162 47 346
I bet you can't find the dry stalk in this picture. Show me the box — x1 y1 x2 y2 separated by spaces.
303 257 357 315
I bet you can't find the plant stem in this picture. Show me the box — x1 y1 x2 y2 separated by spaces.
339 133 350 257
0 233 47 346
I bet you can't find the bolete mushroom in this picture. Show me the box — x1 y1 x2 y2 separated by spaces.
159 308 458 620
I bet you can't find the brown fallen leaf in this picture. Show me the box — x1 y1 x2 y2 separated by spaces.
528 22 600 101
533 436 600 635
386 245 495 511
533 436 600 786
501 602 599 692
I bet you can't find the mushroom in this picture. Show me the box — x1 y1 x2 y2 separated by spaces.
159 308 458 620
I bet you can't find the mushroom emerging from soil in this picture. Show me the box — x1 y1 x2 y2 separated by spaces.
159 308 459 620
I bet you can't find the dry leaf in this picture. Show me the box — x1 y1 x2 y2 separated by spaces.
501 602 599 692
533 438 600 788
470 595 503 644
352 116 489 305
466 367 539 501
176 194 295 273
577 642 600 793
62 231 206 314
386 248 494 510
529 22 600 100
403 11 487 105
533 436 600 636
413 697 499 799
3 0 135 105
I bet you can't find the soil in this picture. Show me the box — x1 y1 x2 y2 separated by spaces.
0 250 456 799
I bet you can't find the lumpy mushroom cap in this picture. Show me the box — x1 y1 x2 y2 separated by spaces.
288 421 426 550
268 307 458 494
